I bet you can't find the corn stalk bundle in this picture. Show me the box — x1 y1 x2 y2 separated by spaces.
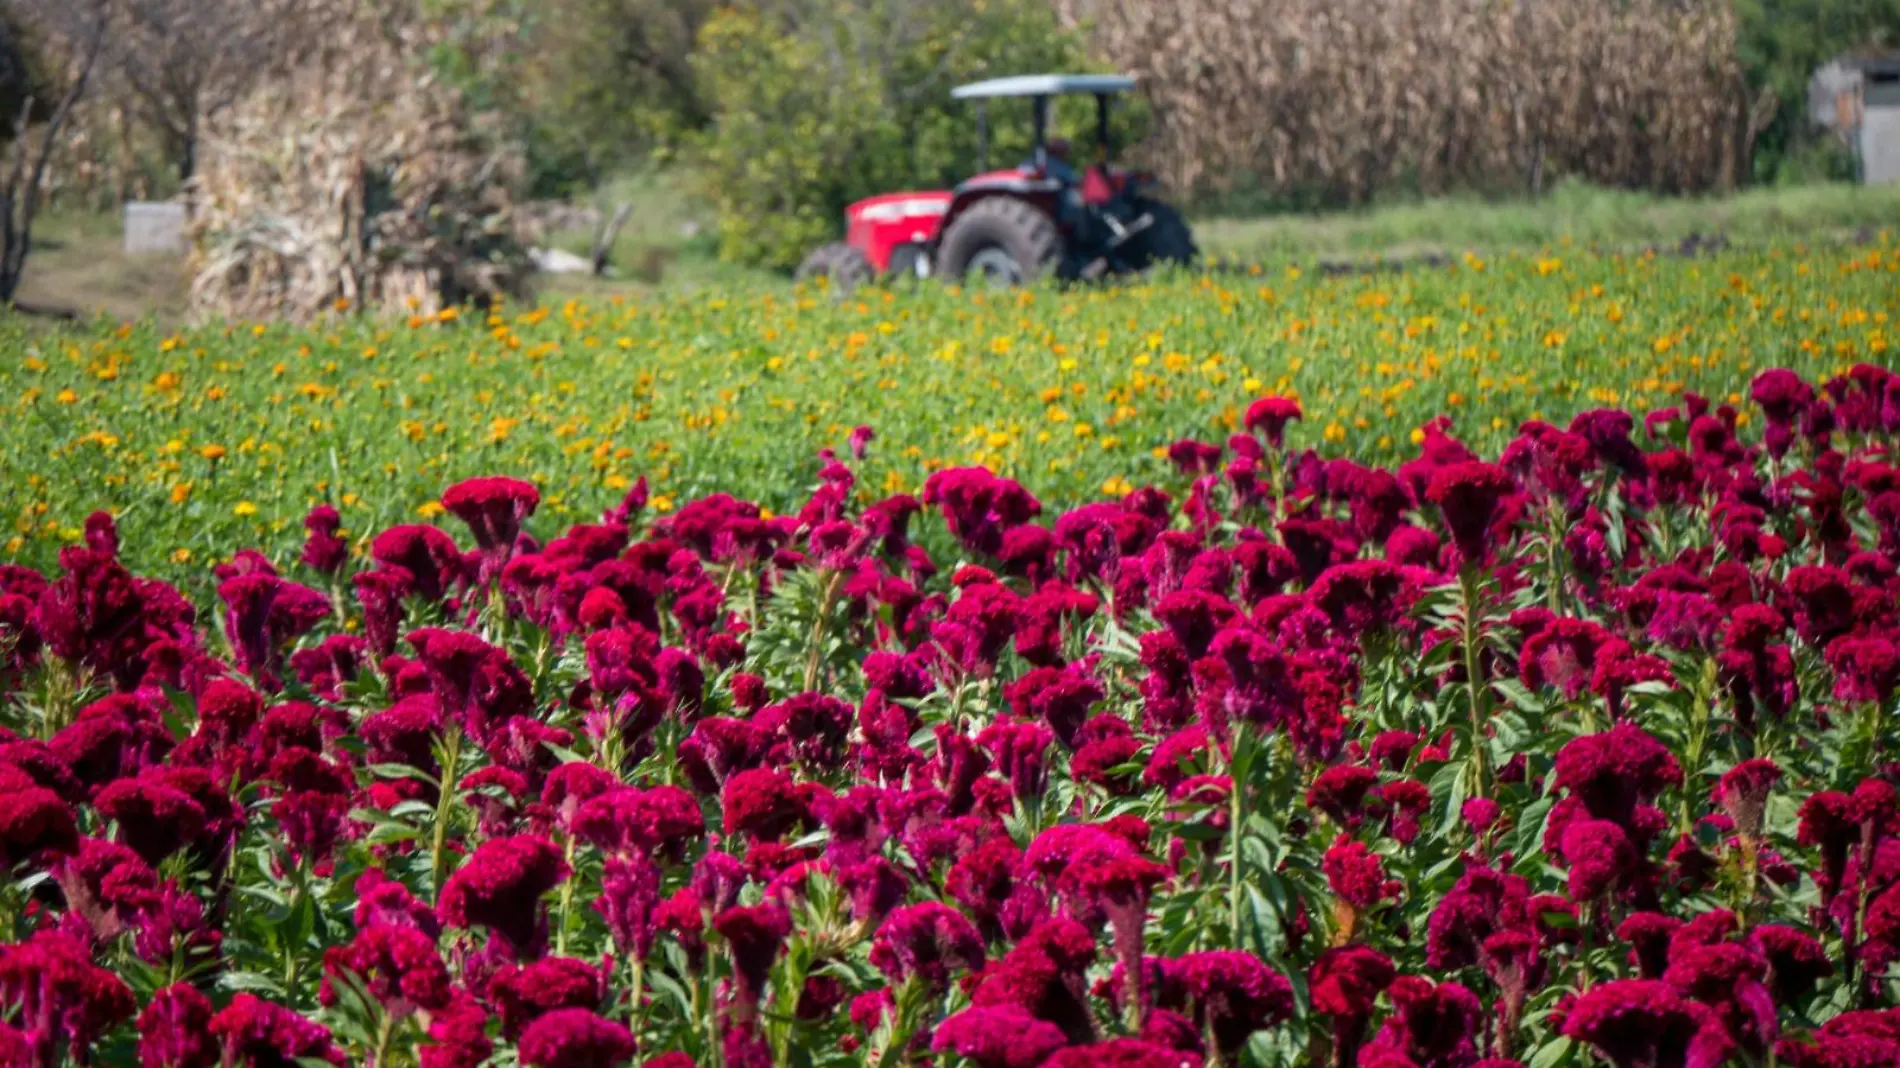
188 0 528 321
1057 0 1759 204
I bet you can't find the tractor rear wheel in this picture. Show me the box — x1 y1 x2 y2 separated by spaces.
795 242 875 293
937 198 1061 287
1123 199 1197 272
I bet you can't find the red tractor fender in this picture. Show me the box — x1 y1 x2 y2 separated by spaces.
844 192 954 273
934 171 1063 246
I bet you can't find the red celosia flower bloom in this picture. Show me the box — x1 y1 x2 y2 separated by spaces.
371 525 462 604
1562 980 1731 1068
488 957 607 1038
871 901 986 989
1244 396 1302 449
1041 1039 1197 1068
1160 950 1295 1059
1559 818 1636 901
1323 836 1397 910
1361 975 1483 1068
1308 944 1396 1066
442 476 539 582
136 982 216 1068
0 930 137 1062
930 1006 1069 1068
208 993 344 1066
1713 758 1780 841
1825 635 1900 704
320 922 455 1018
301 504 349 574
1308 560 1418 639
1425 461 1517 565
1519 618 1619 700
437 835 569 954
713 902 791 1019
516 1008 636 1068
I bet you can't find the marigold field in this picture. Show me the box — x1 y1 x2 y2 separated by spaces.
3 248 1900 1068
5 246 1895 581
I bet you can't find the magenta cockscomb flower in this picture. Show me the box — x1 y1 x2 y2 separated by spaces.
320 922 455 1018
922 467 1042 556
1425 461 1518 565
136 982 216 1068
1307 944 1396 1065
488 957 607 1038
301 504 349 574
1564 980 1732 1068
441 476 539 581
1826 635 1900 704
1244 396 1302 449
930 1006 1069 1068
713 902 791 1021
0 930 137 1061
1553 723 1683 828
1713 758 1781 842
1559 818 1637 901
437 835 569 954
516 1008 636 1068
1519 618 1620 700
1361 975 1483 1068
1323 836 1398 911
371 525 463 603
208 993 344 1066
870 901 986 990
1161 950 1295 1059
1308 560 1418 640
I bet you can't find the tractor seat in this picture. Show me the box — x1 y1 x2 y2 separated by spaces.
1081 165 1120 206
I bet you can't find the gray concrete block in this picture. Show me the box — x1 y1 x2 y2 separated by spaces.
124 201 188 256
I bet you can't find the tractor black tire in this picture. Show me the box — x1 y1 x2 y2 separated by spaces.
937 197 1062 287
795 242 875 294
1123 199 1198 272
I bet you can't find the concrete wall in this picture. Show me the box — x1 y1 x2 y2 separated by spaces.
1864 102 1900 184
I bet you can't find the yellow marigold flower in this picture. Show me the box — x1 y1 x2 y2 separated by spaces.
170 483 192 504
172 548 192 563
56 389 78 404
233 501 257 517
199 445 227 461
650 494 676 514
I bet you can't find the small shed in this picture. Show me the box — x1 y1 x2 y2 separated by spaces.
1809 52 1900 184
1859 54 1900 184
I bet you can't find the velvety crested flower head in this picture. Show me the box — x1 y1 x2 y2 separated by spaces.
722 768 811 841
136 981 216 1068
1563 979 1730 1068
371 524 462 603
1306 764 1381 827
1520 618 1620 700
1307 944 1396 1019
1309 560 1418 639
517 1008 636 1068
209 993 344 1066
1162 950 1295 1058
1243 396 1302 448
871 901 986 989
1323 836 1397 910
1714 758 1781 841
1553 724 1683 827
1362 975 1483 1068
437 835 569 952
930 1006 1069 1068
1559 818 1637 901
301 504 349 574
0 930 138 1057
1040 1039 1198 1068
1425 461 1517 564
1826 635 1900 704
487 957 607 1037
712 902 791 1015
922 467 1042 556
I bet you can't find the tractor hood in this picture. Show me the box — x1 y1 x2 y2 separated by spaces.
845 191 953 226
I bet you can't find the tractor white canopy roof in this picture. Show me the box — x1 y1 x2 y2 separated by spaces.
952 74 1136 99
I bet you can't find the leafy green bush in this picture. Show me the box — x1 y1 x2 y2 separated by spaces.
688 0 1134 270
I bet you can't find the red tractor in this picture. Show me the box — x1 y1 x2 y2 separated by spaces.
795 74 1196 290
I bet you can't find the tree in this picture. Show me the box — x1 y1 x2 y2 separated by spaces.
1 0 107 306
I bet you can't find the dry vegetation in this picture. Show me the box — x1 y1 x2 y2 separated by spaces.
1059 0 1772 204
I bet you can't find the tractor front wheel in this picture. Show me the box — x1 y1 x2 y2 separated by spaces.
937 198 1061 287
795 242 875 294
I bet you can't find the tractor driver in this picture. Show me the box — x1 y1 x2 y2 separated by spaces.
1039 136 1080 187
